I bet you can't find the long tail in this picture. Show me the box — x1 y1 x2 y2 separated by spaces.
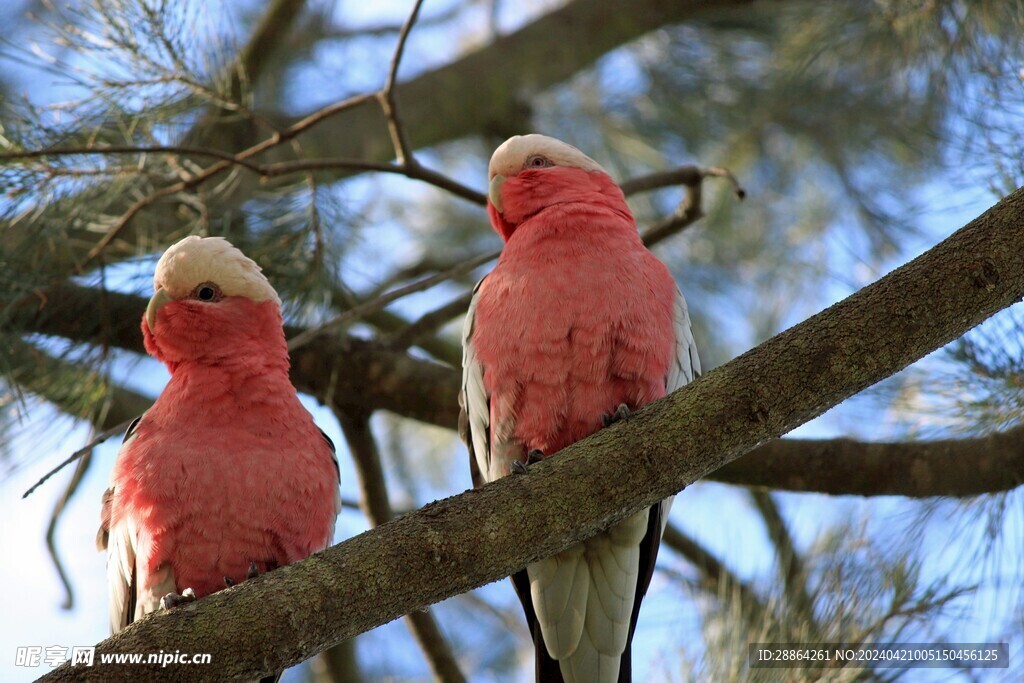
511 503 665 683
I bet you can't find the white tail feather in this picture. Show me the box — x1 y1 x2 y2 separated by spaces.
527 509 650 683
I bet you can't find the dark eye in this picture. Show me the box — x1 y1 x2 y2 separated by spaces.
525 155 553 169
193 283 221 302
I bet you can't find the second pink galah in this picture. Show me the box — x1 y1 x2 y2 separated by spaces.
461 135 701 683
98 236 341 640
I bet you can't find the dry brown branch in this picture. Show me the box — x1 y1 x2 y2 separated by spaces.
286 250 497 351
337 412 466 683
77 92 377 267
636 167 745 246
378 0 426 168
619 165 746 198
45 452 93 610
22 419 137 499
386 293 474 352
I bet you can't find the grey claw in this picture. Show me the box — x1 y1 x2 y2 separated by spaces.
510 460 529 475
602 403 631 427
526 449 544 464
224 576 235 587
160 587 197 610
247 561 259 580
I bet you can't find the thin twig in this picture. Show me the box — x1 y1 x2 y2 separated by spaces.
46 451 93 610
749 490 817 625
287 250 498 351
82 184 190 268
258 158 486 204
44 396 116 609
387 292 474 352
638 166 746 247
620 164 746 199
22 418 137 499
337 411 466 683
78 92 377 268
639 200 704 247
3 144 486 205
378 0 426 167
0 145 260 169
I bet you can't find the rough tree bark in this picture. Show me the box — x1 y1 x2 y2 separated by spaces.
39 188 1024 681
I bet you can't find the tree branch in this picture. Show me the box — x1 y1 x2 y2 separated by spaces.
336 412 466 683
624 165 743 247
311 640 362 683
377 0 425 168
749 491 816 624
229 0 309 101
712 427 1024 497
277 0 759 169
386 293 474 353
287 250 496 352
39 186 1024 681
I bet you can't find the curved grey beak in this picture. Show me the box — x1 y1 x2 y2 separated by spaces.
488 174 506 213
145 288 173 332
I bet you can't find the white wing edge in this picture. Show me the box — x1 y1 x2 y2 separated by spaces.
460 278 492 485
666 287 701 394
100 419 175 634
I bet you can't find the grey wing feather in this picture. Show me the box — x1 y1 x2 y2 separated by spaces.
666 288 701 393
319 427 343 522
101 421 140 634
460 278 492 487
101 416 175 634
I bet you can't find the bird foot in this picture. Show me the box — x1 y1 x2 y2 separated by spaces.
510 449 544 475
223 561 261 588
602 403 631 427
160 587 196 610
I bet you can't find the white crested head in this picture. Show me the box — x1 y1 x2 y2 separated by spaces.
488 134 606 179
153 236 280 305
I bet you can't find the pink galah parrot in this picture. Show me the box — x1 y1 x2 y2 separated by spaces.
97 236 341 641
460 134 701 683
